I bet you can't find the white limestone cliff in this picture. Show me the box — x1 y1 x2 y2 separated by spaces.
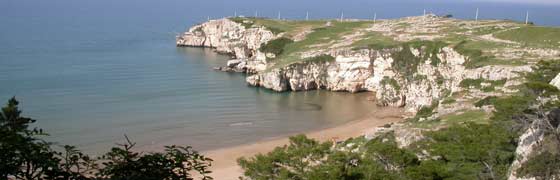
177 18 531 113
177 18 273 72
507 119 545 180
245 46 529 113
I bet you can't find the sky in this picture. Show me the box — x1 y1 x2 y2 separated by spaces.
478 0 560 5
1 0 559 26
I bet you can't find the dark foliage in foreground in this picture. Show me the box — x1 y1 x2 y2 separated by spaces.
238 122 516 180
0 97 213 180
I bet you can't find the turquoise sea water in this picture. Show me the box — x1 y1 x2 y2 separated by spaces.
1 0 558 154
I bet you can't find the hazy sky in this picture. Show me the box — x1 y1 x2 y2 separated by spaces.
479 0 560 4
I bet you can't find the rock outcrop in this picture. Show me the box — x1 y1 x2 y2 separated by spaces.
177 19 273 73
177 19 274 59
551 73 560 89
507 119 547 180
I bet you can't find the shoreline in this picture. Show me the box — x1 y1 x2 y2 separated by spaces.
204 106 404 180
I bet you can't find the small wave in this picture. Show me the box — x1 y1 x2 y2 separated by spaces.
229 121 254 127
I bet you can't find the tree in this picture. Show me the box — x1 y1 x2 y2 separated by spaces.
421 123 517 180
97 135 213 180
0 97 61 179
238 134 415 180
238 135 333 179
47 145 98 179
0 97 213 179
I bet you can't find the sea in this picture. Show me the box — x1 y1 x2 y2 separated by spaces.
1 0 558 154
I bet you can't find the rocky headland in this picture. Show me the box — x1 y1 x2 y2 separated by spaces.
176 15 552 114
178 15 560 179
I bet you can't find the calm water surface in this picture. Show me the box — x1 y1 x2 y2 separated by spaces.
1 0 558 154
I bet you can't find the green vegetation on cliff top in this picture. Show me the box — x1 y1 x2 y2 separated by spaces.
494 26 560 48
274 21 372 67
230 16 560 69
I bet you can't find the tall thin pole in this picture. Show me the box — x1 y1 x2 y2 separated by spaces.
525 11 529 24
475 8 479 21
234 11 237 17
278 11 281 19
306 11 309 21
255 10 258 17
340 11 344 21
373 12 377 24
423 9 427 23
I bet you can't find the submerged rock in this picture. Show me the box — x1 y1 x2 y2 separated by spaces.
226 59 244 68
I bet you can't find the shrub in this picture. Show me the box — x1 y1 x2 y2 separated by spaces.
266 26 284 35
415 102 439 119
390 41 448 80
459 78 484 88
419 123 517 180
441 98 456 104
416 106 435 118
474 96 498 107
454 40 494 69
491 95 534 123
229 17 254 29
305 54 335 63
460 78 506 92
239 123 518 180
527 60 560 84
391 45 418 81
258 37 294 56
238 135 332 179
517 151 560 180
238 133 418 180
525 82 559 96
381 77 401 92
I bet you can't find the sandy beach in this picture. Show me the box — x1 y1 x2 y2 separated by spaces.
204 107 404 180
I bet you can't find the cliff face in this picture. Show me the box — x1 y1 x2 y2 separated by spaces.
246 46 530 113
177 18 274 59
177 18 530 113
177 19 273 72
245 51 372 93
507 119 547 180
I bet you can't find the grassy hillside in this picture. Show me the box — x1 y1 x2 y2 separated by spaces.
230 16 560 69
